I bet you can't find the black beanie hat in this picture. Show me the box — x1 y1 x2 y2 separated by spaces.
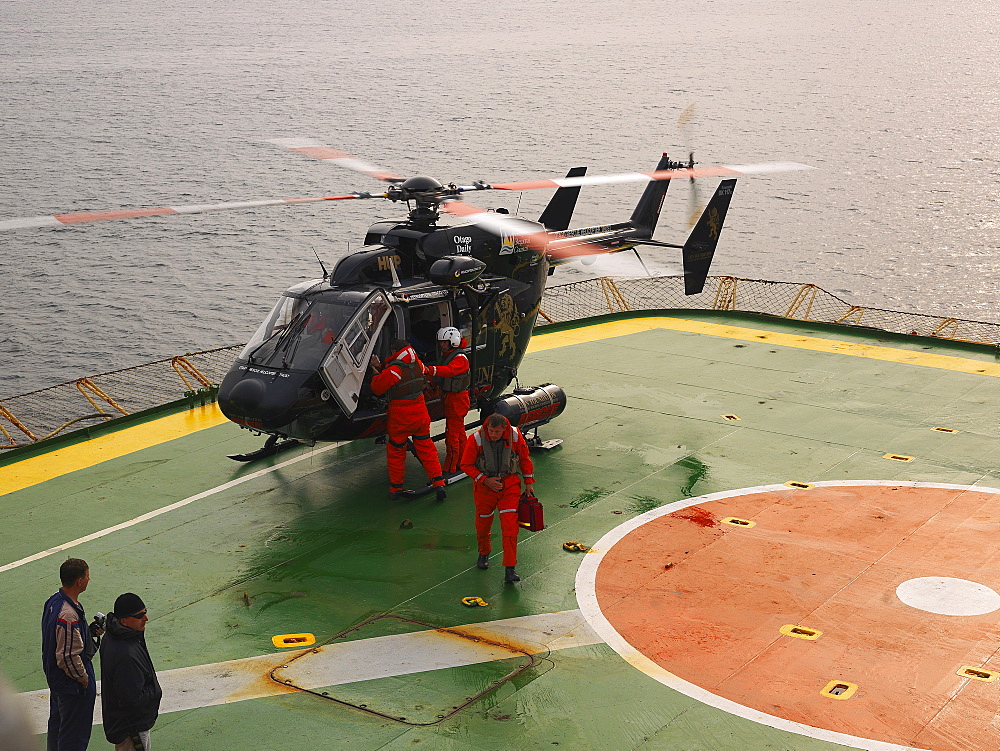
113 592 146 617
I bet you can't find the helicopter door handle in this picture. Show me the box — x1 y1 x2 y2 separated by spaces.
351 393 359 402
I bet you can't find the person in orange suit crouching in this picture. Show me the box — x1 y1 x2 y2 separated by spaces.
460 413 535 584
370 339 446 501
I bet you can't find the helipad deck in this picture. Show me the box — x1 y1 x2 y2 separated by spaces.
4 311 1000 751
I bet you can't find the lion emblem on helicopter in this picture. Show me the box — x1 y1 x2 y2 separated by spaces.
490 293 521 360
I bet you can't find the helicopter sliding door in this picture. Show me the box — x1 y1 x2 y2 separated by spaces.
319 290 393 417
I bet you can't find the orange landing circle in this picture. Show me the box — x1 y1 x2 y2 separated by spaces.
577 482 1000 751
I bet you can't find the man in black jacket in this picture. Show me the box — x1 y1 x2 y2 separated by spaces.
99 593 161 751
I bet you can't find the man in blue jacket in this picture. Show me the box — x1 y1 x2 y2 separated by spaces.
41 558 99 750
100 593 161 751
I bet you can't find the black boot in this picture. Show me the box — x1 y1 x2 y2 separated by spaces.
389 490 403 501
477 554 490 569
436 487 447 502
504 566 520 584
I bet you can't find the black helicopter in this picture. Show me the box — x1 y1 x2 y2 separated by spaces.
0 142 811 461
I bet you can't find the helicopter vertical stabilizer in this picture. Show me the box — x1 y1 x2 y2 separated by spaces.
538 167 587 231
682 178 736 295
628 153 675 237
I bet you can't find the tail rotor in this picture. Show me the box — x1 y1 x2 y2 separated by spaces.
678 105 704 229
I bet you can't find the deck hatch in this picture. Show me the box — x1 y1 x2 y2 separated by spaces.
784 481 815 490
721 517 756 528
779 624 822 640
958 666 998 682
721 414 741 421
883 453 914 462
269 613 538 726
272 633 316 648
820 680 858 700
933 427 958 433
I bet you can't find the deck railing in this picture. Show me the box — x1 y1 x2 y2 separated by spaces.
4 276 999 451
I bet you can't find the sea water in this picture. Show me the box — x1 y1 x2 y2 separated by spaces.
1 0 998 395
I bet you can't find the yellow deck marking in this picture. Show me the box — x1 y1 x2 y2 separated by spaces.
0 404 227 496
529 316 1000 377
6 315 998 496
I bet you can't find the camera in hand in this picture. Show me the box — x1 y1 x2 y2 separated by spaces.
89 612 106 638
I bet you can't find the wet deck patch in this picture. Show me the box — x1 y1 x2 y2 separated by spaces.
577 482 1000 751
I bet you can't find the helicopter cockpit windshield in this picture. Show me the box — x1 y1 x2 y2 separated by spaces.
241 292 359 372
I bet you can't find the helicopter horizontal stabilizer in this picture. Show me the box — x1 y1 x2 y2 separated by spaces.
682 179 737 295
538 167 587 231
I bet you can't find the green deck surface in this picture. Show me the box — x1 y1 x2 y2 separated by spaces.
4 312 1000 750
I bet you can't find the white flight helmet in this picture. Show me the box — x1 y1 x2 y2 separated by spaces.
436 326 462 347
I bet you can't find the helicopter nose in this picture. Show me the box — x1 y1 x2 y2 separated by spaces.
228 378 266 411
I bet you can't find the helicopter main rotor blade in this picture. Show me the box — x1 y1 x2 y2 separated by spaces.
490 161 813 192
266 138 405 183
440 200 616 260
0 193 379 231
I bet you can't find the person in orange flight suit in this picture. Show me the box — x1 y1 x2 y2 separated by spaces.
460 413 535 584
370 339 447 501
425 327 470 475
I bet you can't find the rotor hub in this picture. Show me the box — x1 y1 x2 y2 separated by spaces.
400 176 444 192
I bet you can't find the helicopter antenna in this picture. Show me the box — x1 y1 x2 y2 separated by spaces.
515 192 523 216
310 246 330 280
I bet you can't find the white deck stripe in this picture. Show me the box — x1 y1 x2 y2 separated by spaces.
17 609 602 733
0 442 346 574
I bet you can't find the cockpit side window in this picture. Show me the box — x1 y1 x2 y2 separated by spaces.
243 298 355 370
340 296 390 366
239 295 304 361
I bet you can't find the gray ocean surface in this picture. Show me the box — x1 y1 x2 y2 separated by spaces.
1 0 998 397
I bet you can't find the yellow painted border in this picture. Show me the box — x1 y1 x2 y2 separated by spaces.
7 314 1000 496
528 316 1000 378
0 405 228 496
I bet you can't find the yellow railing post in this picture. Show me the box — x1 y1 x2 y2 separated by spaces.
599 278 630 313
171 356 213 392
834 306 867 325
713 277 738 310
785 284 818 320
931 318 960 339
0 403 37 444
75 379 130 416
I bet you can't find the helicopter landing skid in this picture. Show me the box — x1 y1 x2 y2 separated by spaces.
398 471 468 499
524 426 563 452
527 438 563 451
227 435 300 462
